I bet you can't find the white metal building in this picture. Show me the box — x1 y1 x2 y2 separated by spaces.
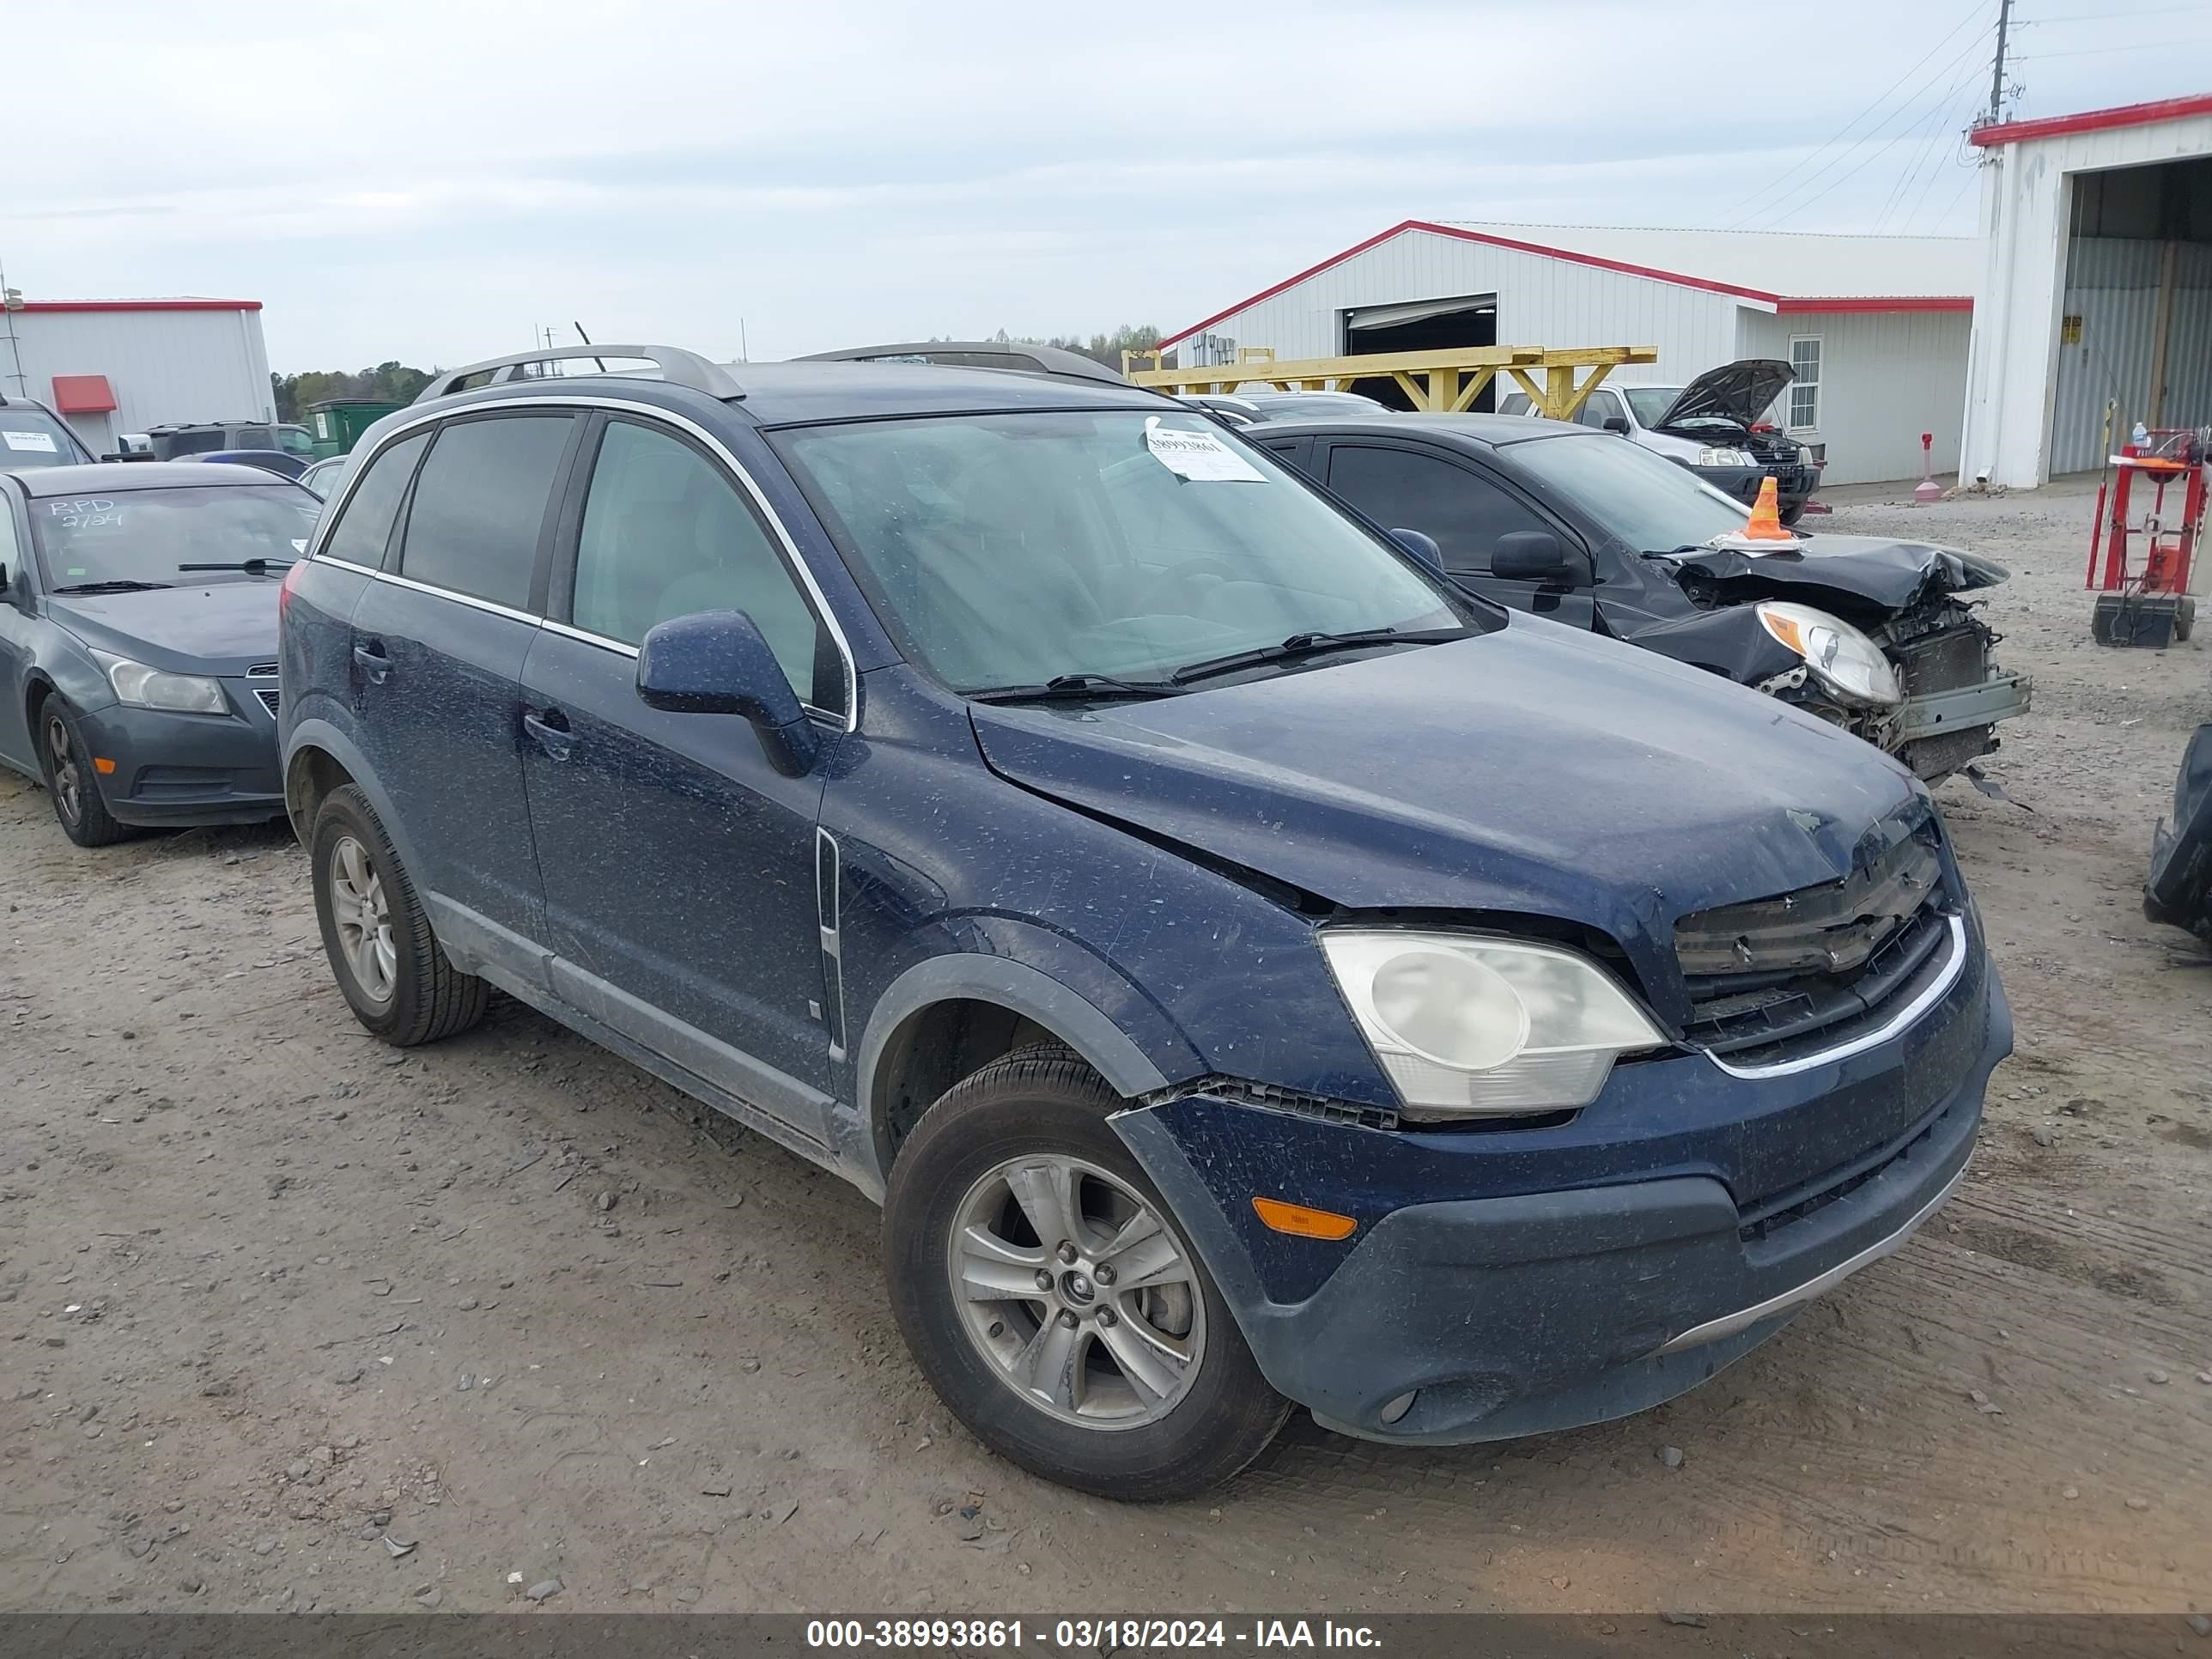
1160 221 1978 485
1960 94 2212 488
0 298 273 457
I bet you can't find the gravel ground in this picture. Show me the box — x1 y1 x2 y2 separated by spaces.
1 479 2208 1617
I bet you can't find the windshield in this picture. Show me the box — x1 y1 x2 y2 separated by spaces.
773 409 1465 693
0 409 92 466
1504 431 1751 553
1623 388 1680 427
29 484 321 589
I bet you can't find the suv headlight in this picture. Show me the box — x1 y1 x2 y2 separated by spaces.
1755 601 1902 708
1319 933 1664 1118
1696 447 1753 467
96 653 228 714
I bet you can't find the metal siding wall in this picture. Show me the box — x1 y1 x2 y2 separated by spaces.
2051 239 2161 474
2161 240 2212 434
1738 307 1970 484
3 309 272 447
1186 229 1739 386
1960 110 2212 488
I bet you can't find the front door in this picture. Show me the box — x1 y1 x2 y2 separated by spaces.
519 414 842 1139
0 490 37 773
1322 439 1597 628
347 410 580 953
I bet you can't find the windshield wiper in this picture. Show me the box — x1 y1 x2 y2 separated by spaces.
1168 626 1467 686
177 558 295 575
966 672 1182 705
52 580 173 594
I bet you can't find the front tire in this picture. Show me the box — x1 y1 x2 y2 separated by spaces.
39 699 131 848
1780 501 1806 526
310 783 487 1046
884 1048 1288 1501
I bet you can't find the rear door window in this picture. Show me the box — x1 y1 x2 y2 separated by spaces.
398 415 574 611
1577 392 1621 429
321 430 429 568
1324 442 1548 576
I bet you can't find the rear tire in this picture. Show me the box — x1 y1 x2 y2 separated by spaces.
310 783 487 1046
1780 501 1806 527
884 1048 1288 1501
38 698 131 848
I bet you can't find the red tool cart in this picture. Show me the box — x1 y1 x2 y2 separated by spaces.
2089 429 2206 647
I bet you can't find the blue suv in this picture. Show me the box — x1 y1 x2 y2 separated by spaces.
278 344 2009 1500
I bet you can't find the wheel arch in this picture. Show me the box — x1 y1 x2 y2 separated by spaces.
853 954 1179 1188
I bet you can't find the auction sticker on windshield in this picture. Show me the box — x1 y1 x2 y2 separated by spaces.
1144 416 1263 483
3 430 59 453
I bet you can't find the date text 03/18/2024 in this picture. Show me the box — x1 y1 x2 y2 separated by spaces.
804 1619 1382 1649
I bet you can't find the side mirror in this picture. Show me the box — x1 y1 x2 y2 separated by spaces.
1601 416 1631 435
1389 527 1445 574
1492 530 1587 586
635 609 819 777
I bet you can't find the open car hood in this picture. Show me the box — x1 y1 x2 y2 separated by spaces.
1656 533 2010 611
1654 359 1795 428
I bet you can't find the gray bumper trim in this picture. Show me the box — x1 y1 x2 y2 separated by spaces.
1657 1157 1969 1354
1897 672 2032 742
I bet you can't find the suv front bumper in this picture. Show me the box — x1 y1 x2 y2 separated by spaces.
1114 934 2008 1445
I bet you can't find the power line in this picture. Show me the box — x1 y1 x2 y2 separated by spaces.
1748 27 1996 230
1716 0 1992 225
2024 3 2212 20
1875 66 1987 230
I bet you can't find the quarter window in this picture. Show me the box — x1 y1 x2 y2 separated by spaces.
1788 337 1821 430
398 415 574 611
1325 443 1547 576
571 420 826 709
321 430 429 568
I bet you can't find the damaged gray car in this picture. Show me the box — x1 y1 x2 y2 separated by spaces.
1257 412 2031 781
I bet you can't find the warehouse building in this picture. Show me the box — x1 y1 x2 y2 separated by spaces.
1160 221 1978 485
0 296 272 458
1960 94 2212 488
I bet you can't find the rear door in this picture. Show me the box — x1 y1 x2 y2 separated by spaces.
518 412 842 1140
346 410 581 960
1319 438 1596 628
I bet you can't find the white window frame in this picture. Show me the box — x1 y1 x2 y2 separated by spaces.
1786 336 1821 432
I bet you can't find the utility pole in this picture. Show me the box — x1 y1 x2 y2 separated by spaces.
1985 0 2013 127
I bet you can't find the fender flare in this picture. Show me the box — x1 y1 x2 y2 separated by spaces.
848 953 1178 1187
282 717 425 877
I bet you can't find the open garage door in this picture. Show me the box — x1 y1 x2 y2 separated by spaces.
1341 293 1498 410
2051 157 2212 476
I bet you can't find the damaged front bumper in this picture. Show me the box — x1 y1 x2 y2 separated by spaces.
1109 933 2009 1446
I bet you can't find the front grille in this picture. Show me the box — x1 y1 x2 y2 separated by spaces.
1738 1098 1956 1243
1893 625 1989 696
254 689 280 716
1676 817 1953 1063
245 661 279 678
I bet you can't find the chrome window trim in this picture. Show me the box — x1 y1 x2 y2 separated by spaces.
1702 912 1968 1080
537 617 843 728
306 393 860 732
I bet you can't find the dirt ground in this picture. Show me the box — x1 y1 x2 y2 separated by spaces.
1 478 2208 1619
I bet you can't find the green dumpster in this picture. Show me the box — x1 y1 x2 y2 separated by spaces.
307 399 404 459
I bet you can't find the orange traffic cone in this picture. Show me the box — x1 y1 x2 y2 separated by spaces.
1743 476 1794 541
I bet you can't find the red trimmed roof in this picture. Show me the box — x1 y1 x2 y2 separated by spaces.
1159 221 1967 349
15 298 263 313
1969 93 2212 149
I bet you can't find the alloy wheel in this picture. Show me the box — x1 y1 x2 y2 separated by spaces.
947 1153 1206 1429
44 714 82 827
329 834 398 1004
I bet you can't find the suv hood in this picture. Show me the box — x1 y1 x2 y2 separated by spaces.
969 617 1923 1006
1653 360 1794 429
46 582 280 674
1656 533 2009 612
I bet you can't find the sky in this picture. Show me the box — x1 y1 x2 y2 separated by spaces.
7 0 2209 373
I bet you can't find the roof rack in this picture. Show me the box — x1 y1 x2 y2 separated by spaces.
413 344 743 405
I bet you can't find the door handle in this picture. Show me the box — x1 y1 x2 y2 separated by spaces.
522 708 574 761
352 641 392 683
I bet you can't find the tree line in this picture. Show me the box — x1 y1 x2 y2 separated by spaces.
270 362 434 424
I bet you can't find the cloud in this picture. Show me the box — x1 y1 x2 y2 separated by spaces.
5 0 2203 367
